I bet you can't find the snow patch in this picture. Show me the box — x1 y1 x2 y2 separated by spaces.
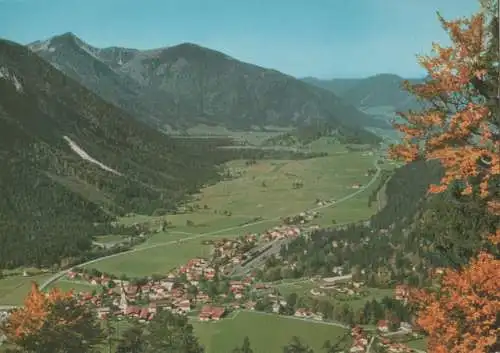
0 66 24 93
63 136 122 175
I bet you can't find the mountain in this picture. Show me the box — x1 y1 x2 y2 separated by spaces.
302 74 424 112
0 39 243 269
301 77 362 96
28 33 386 139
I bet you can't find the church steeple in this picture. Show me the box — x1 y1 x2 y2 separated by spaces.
119 283 128 311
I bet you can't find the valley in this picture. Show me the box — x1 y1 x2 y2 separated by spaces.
0 34 437 353
0 134 384 294
0 130 404 353
1 1 497 352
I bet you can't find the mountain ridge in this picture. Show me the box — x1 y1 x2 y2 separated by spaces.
28 33 386 141
301 74 425 112
0 38 241 268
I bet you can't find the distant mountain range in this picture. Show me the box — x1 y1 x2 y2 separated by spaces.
28 32 387 136
0 38 244 268
301 74 424 112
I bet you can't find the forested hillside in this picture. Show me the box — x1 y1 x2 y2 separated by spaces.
260 160 499 285
0 39 317 269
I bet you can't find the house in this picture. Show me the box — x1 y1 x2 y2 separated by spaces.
160 280 175 291
400 321 412 331
377 320 390 333
148 302 157 314
152 299 172 309
125 306 141 317
198 305 226 321
395 285 410 302
254 283 269 290
211 307 225 320
139 308 150 321
294 308 309 317
177 300 191 312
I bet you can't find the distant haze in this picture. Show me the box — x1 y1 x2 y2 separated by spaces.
0 0 479 78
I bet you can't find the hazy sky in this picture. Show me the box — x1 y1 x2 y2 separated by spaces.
0 0 480 78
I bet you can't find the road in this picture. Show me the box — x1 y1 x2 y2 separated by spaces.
33 157 382 293
0 305 17 311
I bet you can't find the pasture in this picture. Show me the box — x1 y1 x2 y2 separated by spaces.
193 310 349 353
45 279 100 294
0 273 54 306
87 144 380 277
85 141 380 277
184 124 294 145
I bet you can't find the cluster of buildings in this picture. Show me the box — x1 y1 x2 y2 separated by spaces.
283 211 319 226
64 258 261 323
315 279 365 297
350 326 370 352
377 337 417 353
394 284 410 303
260 225 302 241
293 308 323 320
210 235 258 266
178 258 217 281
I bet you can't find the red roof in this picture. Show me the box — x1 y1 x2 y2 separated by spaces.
139 308 149 319
125 306 141 315
199 305 225 318
211 307 225 318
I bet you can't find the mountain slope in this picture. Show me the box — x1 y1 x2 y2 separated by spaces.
28 34 385 140
301 77 362 96
0 39 237 269
302 74 424 112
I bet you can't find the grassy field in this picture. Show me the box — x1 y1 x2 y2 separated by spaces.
0 273 54 306
406 337 428 351
86 143 380 277
184 124 293 145
44 279 100 294
193 310 349 353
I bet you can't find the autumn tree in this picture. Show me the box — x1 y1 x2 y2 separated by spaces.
0 282 104 353
389 1 500 352
410 251 499 353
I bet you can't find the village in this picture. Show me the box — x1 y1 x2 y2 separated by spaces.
0 212 424 353
45 218 423 353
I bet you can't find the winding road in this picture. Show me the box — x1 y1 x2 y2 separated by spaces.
27 157 381 293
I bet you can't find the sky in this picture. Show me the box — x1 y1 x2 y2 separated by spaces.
0 0 481 79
